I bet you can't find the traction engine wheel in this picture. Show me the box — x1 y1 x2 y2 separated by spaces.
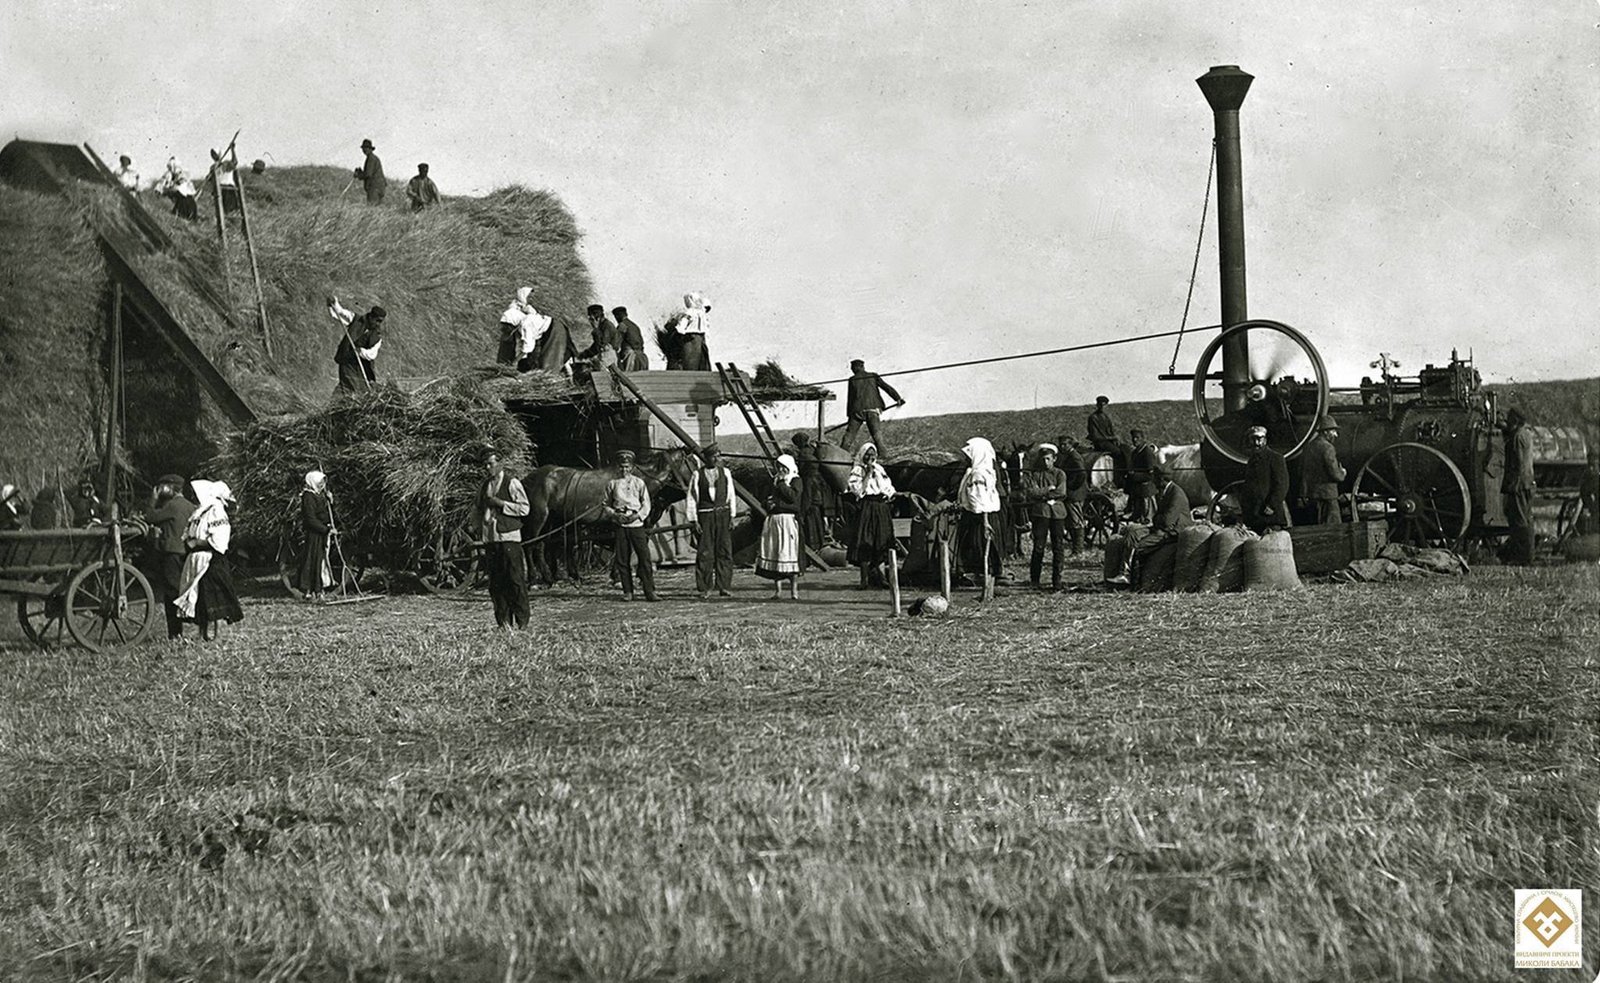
1192 319 1330 463
1351 442 1471 547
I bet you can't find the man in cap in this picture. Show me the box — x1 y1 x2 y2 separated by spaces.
1240 425 1290 534
355 139 386 204
329 296 385 392
1299 415 1347 524
687 444 738 598
1020 443 1069 590
1126 428 1161 523
477 449 530 628
613 307 649 371
147 475 196 639
68 476 105 526
406 163 440 211
1086 395 1120 453
1059 437 1090 554
604 450 660 602
843 358 904 454
1501 408 1536 565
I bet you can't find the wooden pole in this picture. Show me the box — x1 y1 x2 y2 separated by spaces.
103 283 122 507
210 167 231 288
816 398 825 444
887 547 903 618
235 169 273 357
981 516 996 601
939 536 951 601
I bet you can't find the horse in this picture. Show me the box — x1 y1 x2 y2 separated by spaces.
520 447 698 583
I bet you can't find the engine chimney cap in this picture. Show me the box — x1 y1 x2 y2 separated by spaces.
1197 64 1254 112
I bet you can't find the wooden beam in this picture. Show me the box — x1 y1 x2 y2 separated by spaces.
235 169 273 358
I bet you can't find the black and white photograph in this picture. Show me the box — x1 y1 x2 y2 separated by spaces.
1 1 1595 979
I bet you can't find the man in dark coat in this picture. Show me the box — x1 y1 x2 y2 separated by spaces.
68 478 105 526
1241 425 1290 533
332 299 385 392
1126 428 1161 523
1501 408 1536 565
690 445 737 598
613 306 649 371
356 139 385 204
1059 438 1090 554
147 475 196 639
1299 415 1346 524
406 163 440 211
1086 395 1119 453
843 359 904 453
477 451 530 628
1019 443 1069 590
1109 464 1192 585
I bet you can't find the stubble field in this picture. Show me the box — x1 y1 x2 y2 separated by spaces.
0 559 1596 982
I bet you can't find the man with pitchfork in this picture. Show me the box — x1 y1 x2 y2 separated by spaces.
328 296 386 393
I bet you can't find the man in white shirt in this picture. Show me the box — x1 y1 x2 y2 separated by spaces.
604 450 659 602
686 444 738 597
328 296 384 392
113 154 140 191
477 450 530 628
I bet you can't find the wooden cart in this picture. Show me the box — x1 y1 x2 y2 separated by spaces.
1 521 157 652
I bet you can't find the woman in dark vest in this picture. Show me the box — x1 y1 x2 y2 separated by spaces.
298 469 334 601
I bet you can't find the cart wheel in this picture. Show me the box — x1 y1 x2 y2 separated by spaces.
64 560 156 653
17 593 68 649
413 526 480 594
1206 481 1246 525
1083 493 1121 547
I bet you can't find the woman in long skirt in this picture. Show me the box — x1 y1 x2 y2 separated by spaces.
846 442 897 589
957 436 1003 585
174 479 244 641
298 469 334 600
756 454 805 599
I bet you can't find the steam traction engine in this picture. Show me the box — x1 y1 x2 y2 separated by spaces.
1178 66 1587 553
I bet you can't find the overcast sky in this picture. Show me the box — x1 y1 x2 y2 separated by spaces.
5 0 1596 427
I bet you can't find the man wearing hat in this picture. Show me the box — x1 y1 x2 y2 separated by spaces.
1126 428 1161 523
1107 463 1193 586
613 307 649 371
329 296 386 392
355 139 386 204
1020 442 1069 590
113 154 140 191
1300 415 1347 524
1501 408 1536 565
1086 395 1120 453
604 450 660 602
843 358 904 454
687 444 738 598
147 474 196 639
1240 425 1290 534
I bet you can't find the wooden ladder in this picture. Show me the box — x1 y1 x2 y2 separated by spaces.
716 363 781 461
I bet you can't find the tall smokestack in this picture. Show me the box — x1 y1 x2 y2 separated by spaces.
1196 64 1253 412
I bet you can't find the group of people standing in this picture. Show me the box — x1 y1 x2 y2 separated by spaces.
146 475 244 641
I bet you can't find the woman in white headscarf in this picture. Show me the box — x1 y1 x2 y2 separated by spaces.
756 453 805 599
298 469 334 600
155 157 198 220
957 437 1002 584
678 291 710 371
174 480 243 639
846 442 897 589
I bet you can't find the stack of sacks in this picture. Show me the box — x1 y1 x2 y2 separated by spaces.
1173 520 1221 592
1136 539 1180 593
1194 524 1258 593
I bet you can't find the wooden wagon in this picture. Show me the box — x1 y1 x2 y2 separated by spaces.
1 520 157 651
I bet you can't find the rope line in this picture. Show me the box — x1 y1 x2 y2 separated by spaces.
1169 139 1217 375
801 323 1222 388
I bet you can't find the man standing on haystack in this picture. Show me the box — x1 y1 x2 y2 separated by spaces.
843 359 904 454
355 139 385 205
613 307 649 371
478 450 530 629
329 296 385 392
113 154 140 191
406 163 440 211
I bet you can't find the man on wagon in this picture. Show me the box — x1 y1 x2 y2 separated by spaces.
1086 396 1119 453
843 359 904 454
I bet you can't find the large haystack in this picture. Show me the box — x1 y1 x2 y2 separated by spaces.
0 160 598 498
